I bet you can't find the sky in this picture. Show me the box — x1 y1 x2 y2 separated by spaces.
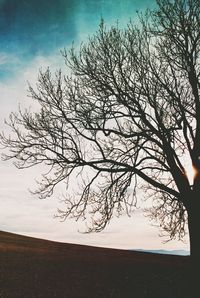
0 0 189 252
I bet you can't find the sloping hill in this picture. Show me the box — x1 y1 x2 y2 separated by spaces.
0 230 191 298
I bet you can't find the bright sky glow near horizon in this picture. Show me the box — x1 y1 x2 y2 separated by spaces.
0 0 189 252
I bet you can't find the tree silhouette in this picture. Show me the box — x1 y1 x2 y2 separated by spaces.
1 0 199 260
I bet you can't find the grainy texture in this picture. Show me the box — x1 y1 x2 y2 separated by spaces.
0 231 191 298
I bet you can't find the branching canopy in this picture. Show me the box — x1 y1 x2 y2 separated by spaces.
1 0 199 240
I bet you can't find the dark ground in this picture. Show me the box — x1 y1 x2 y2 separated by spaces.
0 230 193 298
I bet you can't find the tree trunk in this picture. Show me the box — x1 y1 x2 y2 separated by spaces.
187 196 200 263
187 198 200 294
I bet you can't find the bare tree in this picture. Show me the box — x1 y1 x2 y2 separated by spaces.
1 0 199 261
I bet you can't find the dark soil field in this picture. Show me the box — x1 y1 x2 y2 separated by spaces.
0 230 192 298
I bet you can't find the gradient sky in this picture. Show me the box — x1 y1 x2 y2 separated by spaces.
0 0 189 252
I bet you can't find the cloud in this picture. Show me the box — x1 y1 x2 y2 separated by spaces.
0 52 20 65
0 52 22 80
0 53 9 65
0 50 64 125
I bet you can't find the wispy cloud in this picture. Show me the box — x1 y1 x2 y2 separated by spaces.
0 50 64 121
0 52 21 65
0 52 22 80
0 53 9 65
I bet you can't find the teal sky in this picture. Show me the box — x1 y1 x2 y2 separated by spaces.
0 0 155 80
